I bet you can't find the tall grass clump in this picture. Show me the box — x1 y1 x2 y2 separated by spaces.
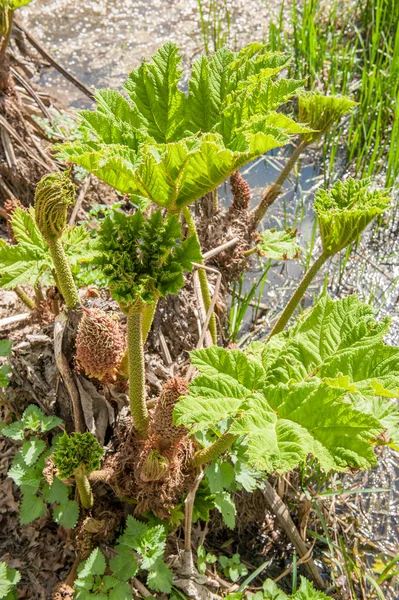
267 0 399 185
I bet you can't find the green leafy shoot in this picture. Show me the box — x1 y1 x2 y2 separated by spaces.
219 554 248 583
74 548 133 600
94 208 202 311
0 339 12 389
2 404 62 441
254 576 330 599
0 562 21 600
197 545 217 574
57 43 312 209
0 206 97 290
252 228 301 260
175 294 399 474
4 410 80 528
75 516 173 597
314 178 390 256
298 91 356 144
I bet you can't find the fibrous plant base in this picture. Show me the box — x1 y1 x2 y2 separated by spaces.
103 378 198 519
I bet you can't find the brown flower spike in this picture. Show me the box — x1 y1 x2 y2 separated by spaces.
75 307 125 379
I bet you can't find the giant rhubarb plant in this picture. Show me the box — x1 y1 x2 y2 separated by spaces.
175 294 399 471
57 42 311 341
269 177 390 337
93 207 201 436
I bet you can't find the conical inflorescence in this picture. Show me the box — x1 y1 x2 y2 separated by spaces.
75 307 125 380
152 376 189 449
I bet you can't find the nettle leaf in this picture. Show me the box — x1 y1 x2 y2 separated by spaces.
0 365 11 389
8 453 43 493
177 294 398 474
0 339 12 357
146 559 173 594
109 550 138 581
77 548 106 578
254 228 301 260
260 576 330 599
42 477 70 504
314 178 390 256
53 500 80 529
213 491 236 529
0 562 21 599
2 420 25 440
20 437 46 466
20 493 46 525
108 581 132 600
205 461 235 493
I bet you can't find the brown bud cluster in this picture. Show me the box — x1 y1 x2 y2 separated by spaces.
75 307 125 380
229 171 251 211
152 377 189 449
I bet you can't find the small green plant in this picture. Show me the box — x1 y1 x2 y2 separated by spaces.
2 405 80 527
219 554 248 582
197 545 217 575
74 516 173 598
0 561 21 600
52 431 104 509
253 576 329 599
0 339 12 388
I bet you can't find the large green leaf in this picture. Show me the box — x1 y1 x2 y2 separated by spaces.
0 243 50 289
59 130 289 210
124 42 185 143
175 294 399 474
58 43 311 206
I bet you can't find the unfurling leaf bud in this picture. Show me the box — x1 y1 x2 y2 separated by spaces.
34 172 75 241
139 449 169 482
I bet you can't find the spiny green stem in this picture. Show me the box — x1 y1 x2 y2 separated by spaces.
119 300 157 379
252 140 308 227
127 308 150 437
268 252 329 339
182 206 217 344
75 467 93 509
191 432 237 467
47 238 80 309
142 300 157 342
14 285 35 310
